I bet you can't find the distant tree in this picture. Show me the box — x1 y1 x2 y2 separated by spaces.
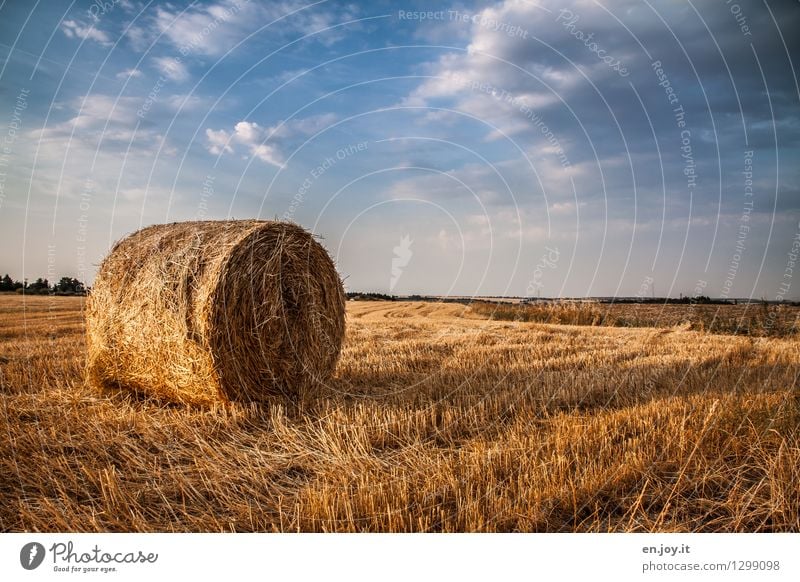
1 274 85 294
28 278 50 294
53 277 86 294
348 292 397 301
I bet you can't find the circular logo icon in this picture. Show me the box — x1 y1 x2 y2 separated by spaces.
20 542 46 570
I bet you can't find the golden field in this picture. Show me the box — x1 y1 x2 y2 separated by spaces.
1 295 798 532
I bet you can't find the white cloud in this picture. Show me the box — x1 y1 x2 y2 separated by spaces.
166 93 208 111
69 94 139 128
283 113 338 136
205 128 233 155
116 68 142 80
28 94 168 160
384 162 510 208
17 95 182 261
60 20 112 46
437 228 455 250
226 121 285 167
250 143 285 168
152 0 251 57
549 201 586 215
233 121 261 143
205 114 338 167
125 25 150 51
127 1 358 57
152 56 190 82
399 1 588 145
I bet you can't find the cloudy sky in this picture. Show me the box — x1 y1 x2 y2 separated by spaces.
0 0 798 298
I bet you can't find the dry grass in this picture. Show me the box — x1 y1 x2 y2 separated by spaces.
87 221 345 405
1 296 798 532
471 300 800 337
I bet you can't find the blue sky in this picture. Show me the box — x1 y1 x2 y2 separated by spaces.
0 0 798 298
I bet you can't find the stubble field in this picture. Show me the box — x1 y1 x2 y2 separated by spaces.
1 295 798 532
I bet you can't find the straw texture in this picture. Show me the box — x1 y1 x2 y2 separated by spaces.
86 220 345 405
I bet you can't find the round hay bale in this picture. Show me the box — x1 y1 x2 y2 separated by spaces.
86 220 346 405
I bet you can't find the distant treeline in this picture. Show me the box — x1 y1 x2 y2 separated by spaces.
346 292 797 306
347 292 440 301
598 295 727 305
0 274 87 295
611 295 733 305
346 292 398 301
345 292 471 304
346 292 453 301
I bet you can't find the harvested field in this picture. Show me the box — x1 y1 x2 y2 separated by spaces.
1 295 798 532
471 301 800 337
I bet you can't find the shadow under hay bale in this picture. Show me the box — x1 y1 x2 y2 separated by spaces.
86 220 346 405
